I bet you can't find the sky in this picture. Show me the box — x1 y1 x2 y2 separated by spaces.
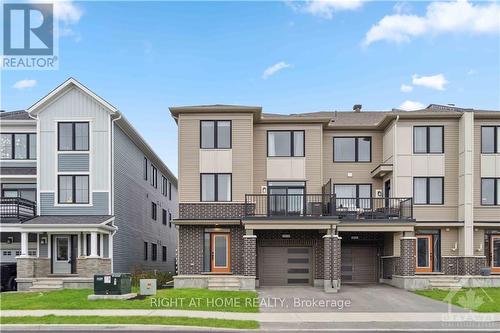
1 0 500 176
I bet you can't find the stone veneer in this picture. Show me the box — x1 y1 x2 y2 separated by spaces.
16 257 50 278
76 258 112 277
179 203 246 219
441 256 487 275
397 237 416 276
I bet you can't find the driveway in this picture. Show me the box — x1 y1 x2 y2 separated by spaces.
258 283 468 313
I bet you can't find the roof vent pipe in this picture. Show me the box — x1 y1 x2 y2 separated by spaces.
353 104 362 112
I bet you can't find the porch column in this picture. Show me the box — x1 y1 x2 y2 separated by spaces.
89 232 98 258
323 234 341 293
20 232 29 257
243 234 257 277
398 237 416 276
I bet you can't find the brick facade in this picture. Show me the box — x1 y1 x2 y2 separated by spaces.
323 235 341 291
243 235 257 276
442 256 487 275
179 203 246 219
397 237 416 276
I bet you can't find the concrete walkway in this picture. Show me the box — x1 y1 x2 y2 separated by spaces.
2 309 500 323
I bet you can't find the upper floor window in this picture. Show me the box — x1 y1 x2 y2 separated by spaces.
168 212 172 227
58 175 89 204
201 173 231 202
150 164 157 188
481 178 500 205
334 184 372 208
162 208 167 225
0 133 36 160
143 157 148 180
268 130 304 157
481 126 500 154
414 126 443 154
162 246 167 262
151 202 157 220
201 120 231 149
152 243 158 261
168 182 172 200
161 176 168 196
58 122 89 151
414 177 443 205
333 137 371 162
144 242 148 260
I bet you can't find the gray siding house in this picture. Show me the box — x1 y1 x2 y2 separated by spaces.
0 78 178 290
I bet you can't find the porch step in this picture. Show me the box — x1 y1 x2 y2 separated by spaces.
207 276 240 291
429 278 462 290
29 278 64 292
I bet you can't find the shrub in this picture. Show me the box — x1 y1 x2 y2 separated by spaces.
131 268 174 289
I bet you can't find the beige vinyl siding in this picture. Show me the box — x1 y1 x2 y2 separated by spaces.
473 119 500 221
397 119 459 221
441 227 459 256
178 113 253 203
323 130 383 195
473 228 485 256
253 124 323 194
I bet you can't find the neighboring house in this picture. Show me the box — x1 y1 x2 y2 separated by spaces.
170 104 500 292
0 78 178 291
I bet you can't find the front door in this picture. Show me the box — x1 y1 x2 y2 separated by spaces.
416 235 433 273
491 235 500 273
53 236 71 274
211 233 230 273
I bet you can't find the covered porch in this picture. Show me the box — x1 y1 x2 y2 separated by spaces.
1 215 116 291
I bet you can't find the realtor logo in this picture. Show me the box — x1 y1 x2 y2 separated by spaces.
2 3 58 69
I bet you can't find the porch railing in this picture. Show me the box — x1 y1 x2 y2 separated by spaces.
244 194 413 220
0 197 36 221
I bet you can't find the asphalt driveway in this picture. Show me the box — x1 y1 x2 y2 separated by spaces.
258 283 468 313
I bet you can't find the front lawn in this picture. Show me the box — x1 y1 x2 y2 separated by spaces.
0 288 259 313
415 288 500 312
0 315 259 329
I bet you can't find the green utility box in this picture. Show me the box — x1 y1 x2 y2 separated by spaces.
94 273 132 295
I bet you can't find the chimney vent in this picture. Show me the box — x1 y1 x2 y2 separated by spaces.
353 104 362 112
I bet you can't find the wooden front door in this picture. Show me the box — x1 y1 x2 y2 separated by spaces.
210 233 230 273
491 235 500 273
416 235 433 273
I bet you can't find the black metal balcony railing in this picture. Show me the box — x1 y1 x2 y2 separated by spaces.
0 197 36 221
244 194 413 220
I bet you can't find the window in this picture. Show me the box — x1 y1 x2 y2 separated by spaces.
0 133 36 160
150 165 157 188
58 175 89 204
162 209 167 225
334 184 372 208
144 242 148 260
58 122 89 151
1 183 36 202
169 182 172 200
333 137 371 162
161 176 168 196
201 173 231 202
168 212 172 228
413 126 443 154
268 130 304 157
414 177 444 205
481 126 500 153
162 246 167 262
151 202 157 220
152 243 157 261
143 157 148 180
200 120 231 149
481 178 500 205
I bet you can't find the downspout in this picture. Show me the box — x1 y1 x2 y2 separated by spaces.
110 113 122 273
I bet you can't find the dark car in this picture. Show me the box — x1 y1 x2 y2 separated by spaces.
1 262 17 291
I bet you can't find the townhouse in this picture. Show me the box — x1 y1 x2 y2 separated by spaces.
170 104 500 292
0 78 178 291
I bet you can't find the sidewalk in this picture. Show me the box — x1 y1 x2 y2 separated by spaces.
2 309 500 323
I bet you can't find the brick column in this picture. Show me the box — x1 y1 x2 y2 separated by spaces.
323 234 341 293
243 235 256 277
398 237 416 276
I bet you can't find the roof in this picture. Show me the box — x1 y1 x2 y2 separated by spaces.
22 215 114 225
0 110 33 120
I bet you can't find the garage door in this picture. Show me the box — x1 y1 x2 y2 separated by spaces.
341 245 378 283
258 247 312 286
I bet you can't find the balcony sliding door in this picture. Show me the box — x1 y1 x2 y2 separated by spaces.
268 181 305 216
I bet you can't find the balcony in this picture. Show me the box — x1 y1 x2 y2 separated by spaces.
244 194 413 220
0 197 36 222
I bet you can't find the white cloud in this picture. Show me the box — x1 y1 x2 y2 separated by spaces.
400 84 413 93
363 1 500 46
31 1 83 24
399 100 425 111
13 79 37 90
412 74 448 91
288 0 364 19
262 62 291 79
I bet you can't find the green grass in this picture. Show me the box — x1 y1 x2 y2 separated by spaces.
0 288 259 313
415 288 500 312
0 315 259 329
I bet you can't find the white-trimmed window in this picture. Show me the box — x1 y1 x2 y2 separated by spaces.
58 175 89 204
58 122 89 151
0 133 36 159
481 178 500 206
414 177 444 205
201 173 231 202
